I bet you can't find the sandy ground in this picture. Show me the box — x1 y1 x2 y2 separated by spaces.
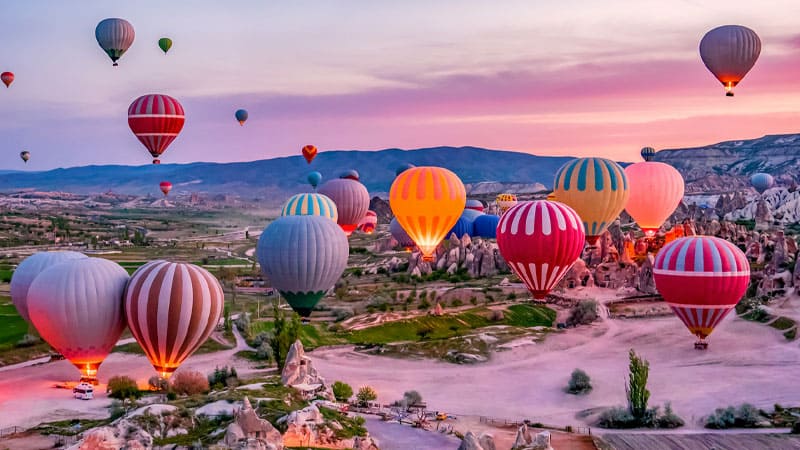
311 293 800 433
362 417 462 450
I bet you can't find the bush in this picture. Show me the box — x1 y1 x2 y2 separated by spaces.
107 375 142 400
171 370 210 396
332 307 355 322
598 406 637 428
705 403 762 429
489 310 504 322
566 369 592 395
418 299 431 310
256 342 274 362
401 390 423 407
148 376 169 392
356 386 377 406
567 300 598 326
416 325 434 340
15 334 40 348
450 298 463 307
109 400 127 420
207 366 238 388
332 381 353 403
657 402 685 429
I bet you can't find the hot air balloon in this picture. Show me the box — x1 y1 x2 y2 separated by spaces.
497 201 585 299
653 236 750 348
390 218 415 250
281 193 338 223
357 210 378 234
95 18 135 66
699 25 761 96
235 109 248 126
750 173 774 194
10 251 87 323
318 178 370 236
308 171 322 189
546 193 557 201
302 145 318 164
396 163 415 176
158 37 172 54
389 166 466 260
20 151 30 163
473 214 500 239
1 72 14 88
465 199 485 213
128 94 185 164
447 209 483 239
257 215 349 317
624 161 685 237
340 169 359 181
496 193 517 214
159 181 172 196
27 258 129 381
640 147 656 162
553 157 630 245
125 261 223 378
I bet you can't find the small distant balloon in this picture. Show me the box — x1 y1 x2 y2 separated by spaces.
750 173 774 194
95 18 135 66
158 37 172 54
159 181 172 196
302 145 318 164
235 109 248 126
308 171 322 189
640 147 656 162
395 163 415 176
340 169 359 181
1 72 14 88
20 151 30 163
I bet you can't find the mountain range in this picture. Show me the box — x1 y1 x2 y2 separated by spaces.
1 133 797 203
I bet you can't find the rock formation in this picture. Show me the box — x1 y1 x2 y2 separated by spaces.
281 404 379 449
511 424 553 450
281 340 334 401
459 431 496 450
224 397 284 450
74 419 152 450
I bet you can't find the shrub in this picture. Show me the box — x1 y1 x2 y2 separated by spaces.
704 403 763 429
107 375 142 400
109 400 127 420
171 370 210 396
489 310 504 322
15 334 40 348
418 299 431 310
207 366 238 388
416 325 434 340
356 386 377 406
148 375 169 391
332 307 355 322
657 403 685 429
567 300 599 326
566 369 592 395
401 390 423 407
507 292 517 300
598 406 637 428
451 298 463 307
470 296 478 305
256 342 274 362
332 381 353 402
626 349 650 420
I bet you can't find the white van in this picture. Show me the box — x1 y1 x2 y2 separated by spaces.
73 383 94 400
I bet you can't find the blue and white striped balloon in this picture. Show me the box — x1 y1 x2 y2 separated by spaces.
281 193 338 223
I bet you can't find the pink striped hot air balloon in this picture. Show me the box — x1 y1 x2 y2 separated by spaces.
654 236 750 349
128 94 185 164
496 201 586 299
125 260 224 378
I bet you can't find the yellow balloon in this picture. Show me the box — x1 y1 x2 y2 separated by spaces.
553 157 629 245
496 193 517 214
390 167 466 260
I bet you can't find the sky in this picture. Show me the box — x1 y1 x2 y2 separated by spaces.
1 0 800 170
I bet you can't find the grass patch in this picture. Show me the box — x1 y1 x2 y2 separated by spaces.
114 338 232 356
0 298 29 349
319 406 368 439
35 418 111 436
249 321 346 349
769 316 796 331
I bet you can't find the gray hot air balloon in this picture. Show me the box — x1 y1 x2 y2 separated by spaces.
390 217 415 250
699 25 761 96
10 251 88 323
257 215 349 317
27 258 129 381
318 177 370 237
95 18 135 66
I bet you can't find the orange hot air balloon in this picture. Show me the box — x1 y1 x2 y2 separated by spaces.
302 145 318 164
389 166 466 261
159 181 172 196
624 161 684 238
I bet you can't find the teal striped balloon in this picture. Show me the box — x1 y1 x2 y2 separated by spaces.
281 193 338 223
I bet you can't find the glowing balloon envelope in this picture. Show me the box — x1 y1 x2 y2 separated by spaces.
302 145 318 164
1 72 14 88
281 193 338 223
699 25 761 96
95 18 135 66
318 178 370 236
128 94 185 164
11 251 88 323
750 173 774 194
553 157 630 245
28 258 129 380
235 109 248 126
497 201 585 299
125 260 224 378
158 37 172 54
257 215 349 317
624 162 684 237
654 236 749 345
389 166 466 260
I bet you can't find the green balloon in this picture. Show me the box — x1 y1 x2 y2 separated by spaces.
158 37 172 54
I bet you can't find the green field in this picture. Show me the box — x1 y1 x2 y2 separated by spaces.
0 296 28 349
249 321 347 348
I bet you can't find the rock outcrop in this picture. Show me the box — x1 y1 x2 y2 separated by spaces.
224 397 284 450
511 424 553 450
459 431 496 450
281 340 334 400
73 419 152 450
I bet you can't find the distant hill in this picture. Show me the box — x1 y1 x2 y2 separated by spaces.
0 147 572 205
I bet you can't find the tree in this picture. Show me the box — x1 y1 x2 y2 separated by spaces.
271 302 302 370
172 370 210 395
626 349 650 420
356 386 377 406
332 381 354 403
566 369 592 395
399 390 423 409
107 375 141 400
567 300 599 326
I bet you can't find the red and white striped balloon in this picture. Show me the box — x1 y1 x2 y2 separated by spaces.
128 94 185 164
654 236 749 341
125 260 223 378
497 201 586 299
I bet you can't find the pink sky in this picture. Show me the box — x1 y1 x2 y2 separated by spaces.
0 0 799 168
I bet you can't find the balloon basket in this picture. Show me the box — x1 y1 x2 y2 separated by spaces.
694 340 708 350
79 376 99 385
